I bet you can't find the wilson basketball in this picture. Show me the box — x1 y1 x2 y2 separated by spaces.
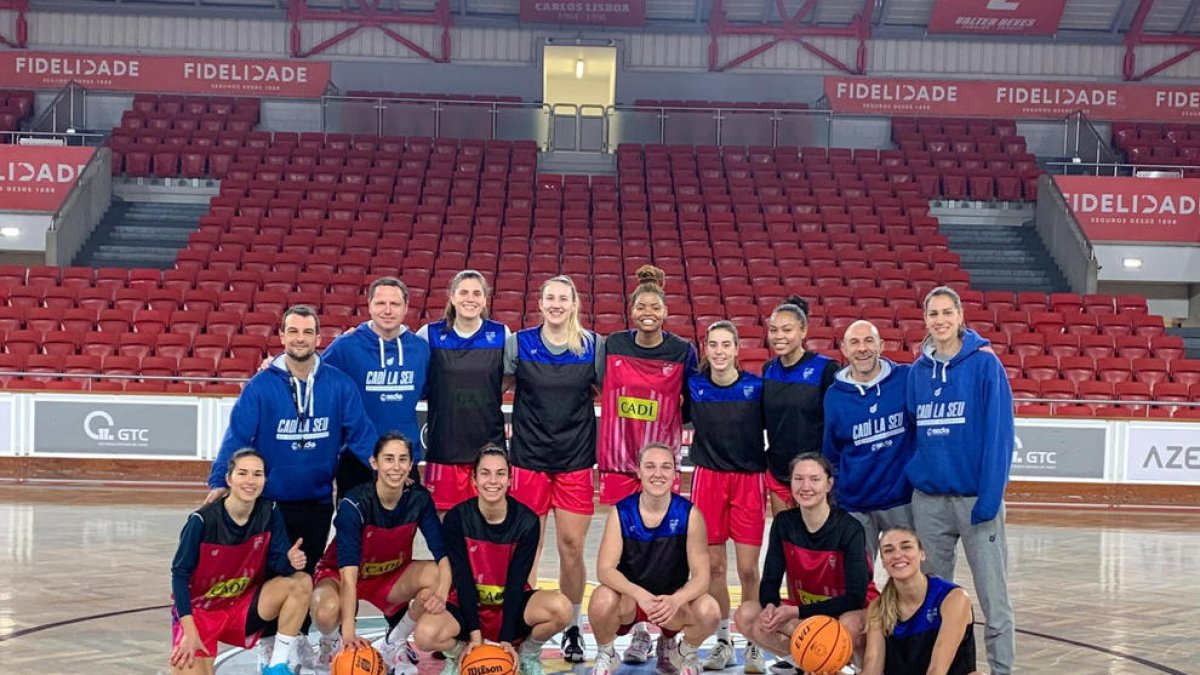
460 643 516 675
789 614 853 675
331 642 386 675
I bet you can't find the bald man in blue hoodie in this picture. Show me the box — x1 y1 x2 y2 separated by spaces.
907 287 1014 675
823 320 915 566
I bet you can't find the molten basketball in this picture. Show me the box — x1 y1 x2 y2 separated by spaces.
460 643 516 675
789 615 853 675
331 642 386 675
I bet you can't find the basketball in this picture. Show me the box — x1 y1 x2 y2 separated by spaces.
331 642 386 675
460 643 517 675
789 615 853 675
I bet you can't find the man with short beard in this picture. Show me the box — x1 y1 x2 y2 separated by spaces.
206 305 378 582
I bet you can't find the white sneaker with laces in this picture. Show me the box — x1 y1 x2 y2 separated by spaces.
294 636 319 672
656 636 680 675
703 639 735 671
679 644 703 675
623 626 653 664
316 634 341 675
593 648 618 675
742 644 766 674
375 636 418 675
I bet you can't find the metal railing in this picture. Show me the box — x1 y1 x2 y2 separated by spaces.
321 95 550 148
29 82 88 135
0 129 106 147
1043 159 1197 177
1061 110 1119 173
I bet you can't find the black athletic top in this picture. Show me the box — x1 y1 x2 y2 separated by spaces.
421 319 507 464
615 492 693 597
761 352 839 483
758 506 871 619
442 496 539 643
686 370 766 472
885 576 976 675
505 327 601 472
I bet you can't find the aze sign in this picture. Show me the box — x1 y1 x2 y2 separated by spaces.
1125 425 1200 483
0 146 96 212
1052 176 1200 244
927 0 1068 36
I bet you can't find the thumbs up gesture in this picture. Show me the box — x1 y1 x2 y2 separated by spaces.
288 538 306 571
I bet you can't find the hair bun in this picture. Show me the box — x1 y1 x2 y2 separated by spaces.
635 264 665 289
784 295 810 315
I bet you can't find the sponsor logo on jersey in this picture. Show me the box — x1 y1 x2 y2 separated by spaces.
475 583 505 605
204 575 251 599
361 556 406 578
793 589 832 605
617 396 659 421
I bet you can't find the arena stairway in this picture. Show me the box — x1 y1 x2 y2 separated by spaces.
73 199 210 269
938 221 1070 293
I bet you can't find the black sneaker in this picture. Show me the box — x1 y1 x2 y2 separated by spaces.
768 660 796 675
561 625 585 663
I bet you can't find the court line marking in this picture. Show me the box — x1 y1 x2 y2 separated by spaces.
2 603 1190 675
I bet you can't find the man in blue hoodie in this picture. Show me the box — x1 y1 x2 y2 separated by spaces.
906 286 1015 675
322 277 430 497
823 320 914 565
206 305 379 580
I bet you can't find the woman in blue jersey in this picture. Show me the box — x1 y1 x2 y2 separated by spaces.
503 275 603 663
686 320 767 672
762 297 839 515
862 528 979 675
417 270 509 513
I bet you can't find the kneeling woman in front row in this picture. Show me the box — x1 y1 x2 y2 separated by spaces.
413 445 571 675
588 443 721 675
862 528 979 675
169 449 312 675
737 453 873 673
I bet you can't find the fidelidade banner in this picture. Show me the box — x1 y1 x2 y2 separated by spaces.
519 0 646 26
824 76 1200 122
1053 176 1200 243
0 52 331 98
0 145 96 213
927 0 1068 36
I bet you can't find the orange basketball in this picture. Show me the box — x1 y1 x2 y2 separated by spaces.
459 643 516 675
789 615 853 675
331 642 386 675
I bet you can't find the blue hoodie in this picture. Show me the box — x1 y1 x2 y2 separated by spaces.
321 321 430 462
209 355 378 503
906 329 1014 525
823 358 914 512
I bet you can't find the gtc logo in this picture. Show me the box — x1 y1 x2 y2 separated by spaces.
84 410 150 445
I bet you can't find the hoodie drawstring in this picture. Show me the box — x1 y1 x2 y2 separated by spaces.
291 372 315 421
929 360 948 383
376 335 405 369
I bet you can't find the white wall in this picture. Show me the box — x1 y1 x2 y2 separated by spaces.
0 213 53 253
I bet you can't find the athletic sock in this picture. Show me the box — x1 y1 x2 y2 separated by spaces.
269 634 298 666
572 603 583 629
319 624 339 641
716 618 731 642
679 640 699 658
519 638 545 657
445 640 464 659
387 612 417 644
598 642 616 656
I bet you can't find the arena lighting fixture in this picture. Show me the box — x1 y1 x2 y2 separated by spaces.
575 58 585 79
1122 257 1143 270
0 226 20 237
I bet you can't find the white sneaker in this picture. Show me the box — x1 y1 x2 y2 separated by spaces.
255 636 275 671
593 648 618 675
294 637 319 672
656 636 680 675
316 635 341 675
703 639 735 671
375 636 419 675
679 644 702 675
623 626 653 664
743 644 765 674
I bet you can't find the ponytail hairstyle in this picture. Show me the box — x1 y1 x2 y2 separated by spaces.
699 320 740 373
541 275 593 356
771 295 810 329
629 264 667 309
442 269 491 331
866 526 925 637
922 285 966 344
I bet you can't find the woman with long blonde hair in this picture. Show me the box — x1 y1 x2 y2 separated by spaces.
862 527 979 675
503 274 603 662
